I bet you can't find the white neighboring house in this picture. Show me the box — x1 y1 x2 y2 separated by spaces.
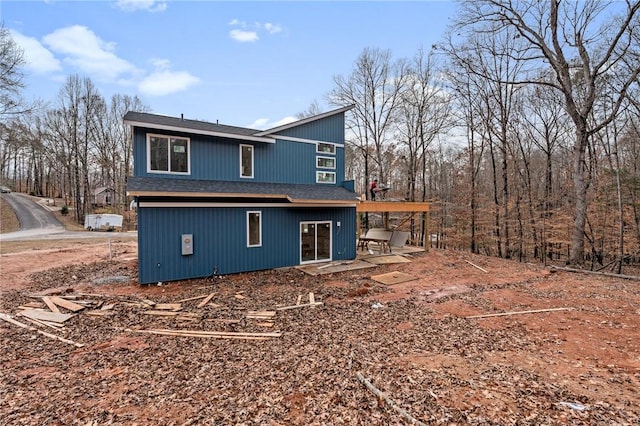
92 187 115 207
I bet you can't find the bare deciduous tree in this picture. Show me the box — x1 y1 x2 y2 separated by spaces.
454 0 640 265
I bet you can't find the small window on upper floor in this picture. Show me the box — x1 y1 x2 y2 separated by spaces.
240 144 254 178
316 171 336 184
316 142 335 155
148 134 190 174
316 156 336 169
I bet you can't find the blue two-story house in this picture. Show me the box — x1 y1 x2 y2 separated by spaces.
125 106 358 284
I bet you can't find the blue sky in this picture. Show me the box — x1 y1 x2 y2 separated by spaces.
3 0 457 130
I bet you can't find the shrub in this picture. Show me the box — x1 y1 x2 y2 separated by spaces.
61 205 69 216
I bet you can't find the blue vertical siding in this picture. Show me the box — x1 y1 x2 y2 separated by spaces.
273 113 346 144
137 206 356 284
133 128 345 185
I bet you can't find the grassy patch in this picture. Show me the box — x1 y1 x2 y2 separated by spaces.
0 197 20 233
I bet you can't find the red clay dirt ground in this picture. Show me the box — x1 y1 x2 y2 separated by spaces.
0 239 639 425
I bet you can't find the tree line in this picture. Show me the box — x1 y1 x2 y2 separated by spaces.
1 1 639 271
329 1 640 271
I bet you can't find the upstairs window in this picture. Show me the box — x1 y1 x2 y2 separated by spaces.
316 142 335 154
148 134 190 174
316 171 336 184
316 156 336 169
240 144 254 178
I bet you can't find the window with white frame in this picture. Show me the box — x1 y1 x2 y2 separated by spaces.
316 171 336 184
316 142 335 154
240 144 254 178
147 134 190 174
247 211 262 247
316 156 336 169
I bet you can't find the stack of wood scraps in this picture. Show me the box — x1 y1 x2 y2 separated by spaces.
246 310 276 327
276 292 323 311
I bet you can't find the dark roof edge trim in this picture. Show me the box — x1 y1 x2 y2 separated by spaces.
124 119 276 144
254 104 355 137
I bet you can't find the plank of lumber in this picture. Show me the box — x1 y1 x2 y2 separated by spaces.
154 303 182 311
84 310 113 317
551 266 640 280
140 299 156 307
276 302 324 311
20 309 75 323
356 371 428 426
309 292 315 306
130 328 281 340
22 316 65 331
465 260 488 273
296 294 302 305
0 312 83 347
247 310 276 317
466 307 572 319
197 292 216 308
177 294 210 303
49 296 85 312
41 297 61 314
143 310 180 316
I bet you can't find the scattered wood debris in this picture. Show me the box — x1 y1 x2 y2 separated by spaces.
356 371 428 426
20 310 75 324
129 328 281 340
49 296 85 312
466 307 573 319
465 260 488 273
277 292 323 310
0 312 84 347
197 292 216 308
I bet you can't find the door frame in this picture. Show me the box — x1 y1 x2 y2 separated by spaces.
299 220 332 264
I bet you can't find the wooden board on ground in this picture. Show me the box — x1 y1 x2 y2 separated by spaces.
371 271 419 285
49 296 85 312
366 255 412 265
297 260 376 276
20 309 75 324
42 296 61 313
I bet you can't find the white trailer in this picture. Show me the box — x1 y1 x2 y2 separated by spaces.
84 214 123 231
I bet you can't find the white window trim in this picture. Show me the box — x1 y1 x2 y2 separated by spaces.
246 210 262 247
146 133 191 175
239 144 254 179
316 142 336 155
316 155 336 170
299 220 333 264
316 171 336 184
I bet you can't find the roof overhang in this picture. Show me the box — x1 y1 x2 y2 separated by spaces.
127 190 357 207
124 119 276 143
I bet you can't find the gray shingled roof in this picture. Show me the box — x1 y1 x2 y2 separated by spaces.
123 111 259 137
127 176 358 202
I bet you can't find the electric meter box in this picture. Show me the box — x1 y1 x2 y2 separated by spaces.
181 234 193 255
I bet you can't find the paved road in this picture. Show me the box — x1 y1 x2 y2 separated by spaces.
0 193 136 242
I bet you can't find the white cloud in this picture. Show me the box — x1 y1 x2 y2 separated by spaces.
115 0 167 13
247 118 269 129
138 61 200 96
247 116 297 130
272 116 297 127
228 18 282 42
263 23 282 34
229 29 259 43
10 30 61 74
42 25 140 81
